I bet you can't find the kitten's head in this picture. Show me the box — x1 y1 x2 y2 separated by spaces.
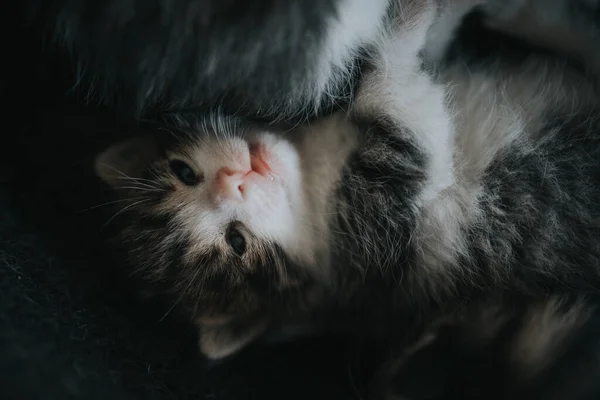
94 116 327 359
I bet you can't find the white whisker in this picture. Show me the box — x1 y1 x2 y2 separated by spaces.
115 186 166 193
77 197 150 213
159 264 204 323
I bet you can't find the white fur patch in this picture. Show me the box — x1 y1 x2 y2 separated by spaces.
310 0 390 114
354 0 456 204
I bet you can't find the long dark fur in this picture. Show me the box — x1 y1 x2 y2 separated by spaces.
20 0 392 120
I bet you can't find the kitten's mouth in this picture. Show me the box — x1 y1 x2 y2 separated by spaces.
249 144 275 179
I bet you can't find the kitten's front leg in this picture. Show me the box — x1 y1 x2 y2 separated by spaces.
333 0 461 293
353 0 455 204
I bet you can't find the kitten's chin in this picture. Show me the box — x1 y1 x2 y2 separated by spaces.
248 132 301 190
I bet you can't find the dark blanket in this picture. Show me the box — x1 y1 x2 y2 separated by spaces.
0 18 364 400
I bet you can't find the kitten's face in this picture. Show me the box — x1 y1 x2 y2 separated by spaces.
95 118 325 358
154 130 305 270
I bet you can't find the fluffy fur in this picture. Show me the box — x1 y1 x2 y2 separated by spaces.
377 294 600 400
95 0 600 395
22 0 391 120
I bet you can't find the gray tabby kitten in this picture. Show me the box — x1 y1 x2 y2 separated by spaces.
94 0 600 383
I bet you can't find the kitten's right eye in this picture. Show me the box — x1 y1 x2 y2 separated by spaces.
226 227 246 256
169 160 200 186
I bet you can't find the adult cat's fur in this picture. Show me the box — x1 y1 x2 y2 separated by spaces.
20 0 391 120
95 0 600 370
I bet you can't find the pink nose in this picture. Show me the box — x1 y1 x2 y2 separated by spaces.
213 167 249 202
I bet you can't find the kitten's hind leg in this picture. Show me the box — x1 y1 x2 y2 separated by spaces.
378 295 600 400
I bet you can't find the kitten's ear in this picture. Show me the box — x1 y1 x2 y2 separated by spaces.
196 316 269 360
94 136 159 188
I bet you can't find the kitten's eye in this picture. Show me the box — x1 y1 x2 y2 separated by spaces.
169 160 199 186
226 228 246 256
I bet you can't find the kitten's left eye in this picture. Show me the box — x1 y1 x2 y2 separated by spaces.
227 228 246 256
169 160 200 186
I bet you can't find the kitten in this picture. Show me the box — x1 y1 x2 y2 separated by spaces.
94 0 600 366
